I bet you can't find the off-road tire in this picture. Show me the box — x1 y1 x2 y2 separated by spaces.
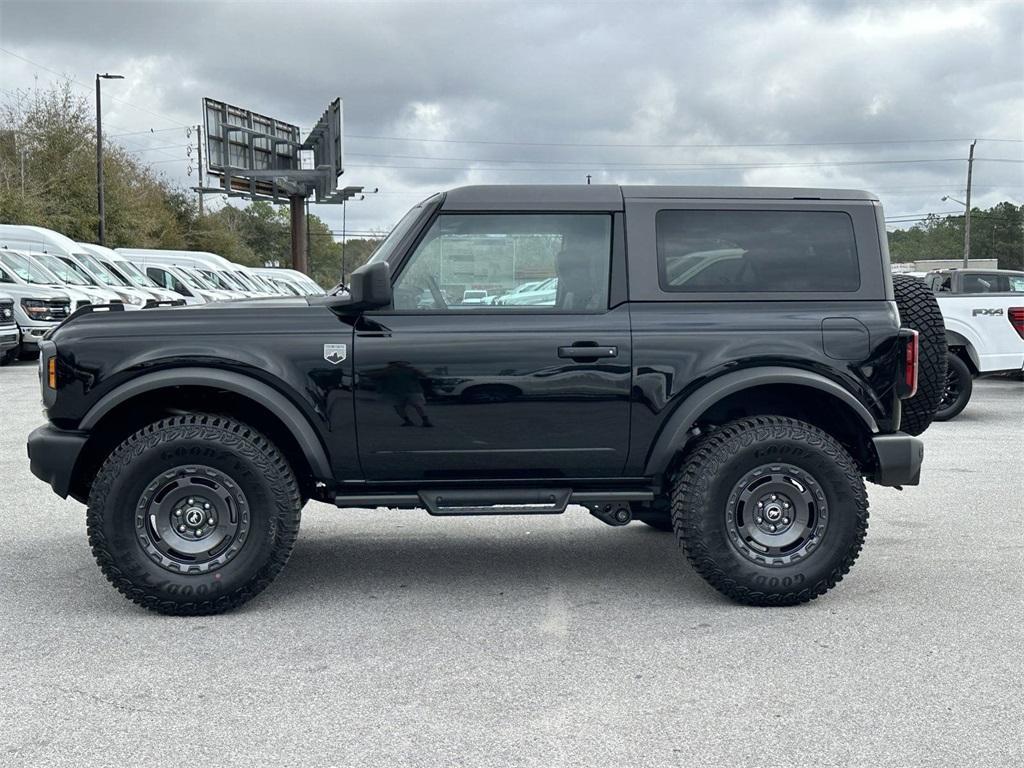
934 352 973 421
672 416 869 606
87 414 302 615
892 274 946 436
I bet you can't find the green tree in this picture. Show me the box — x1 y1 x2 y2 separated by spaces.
888 203 1023 270
0 81 193 248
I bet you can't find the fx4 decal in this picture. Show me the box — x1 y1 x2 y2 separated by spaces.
972 308 1004 317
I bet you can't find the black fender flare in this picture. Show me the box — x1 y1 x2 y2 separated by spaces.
643 366 878 477
79 367 333 479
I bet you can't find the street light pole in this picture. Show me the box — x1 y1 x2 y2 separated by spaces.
95 73 124 246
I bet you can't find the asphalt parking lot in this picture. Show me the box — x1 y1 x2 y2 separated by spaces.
1 359 1021 767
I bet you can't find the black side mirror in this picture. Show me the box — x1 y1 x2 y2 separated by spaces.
324 261 391 311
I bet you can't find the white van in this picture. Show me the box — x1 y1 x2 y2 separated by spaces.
0 225 127 306
117 249 268 298
253 267 326 296
76 243 179 304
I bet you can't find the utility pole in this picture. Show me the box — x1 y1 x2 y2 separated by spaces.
341 199 347 285
95 73 124 246
963 139 977 268
195 124 204 216
289 195 308 274
306 197 312 279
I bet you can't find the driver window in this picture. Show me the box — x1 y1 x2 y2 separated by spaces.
392 213 612 312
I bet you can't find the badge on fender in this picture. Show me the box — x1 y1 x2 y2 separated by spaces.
323 343 347 364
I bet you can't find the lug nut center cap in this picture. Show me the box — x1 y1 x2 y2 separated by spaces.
184 508 206 527
764 504 783 521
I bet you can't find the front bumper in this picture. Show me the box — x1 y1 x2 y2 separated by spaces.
16 323 56 350
870 432 924 487
27 423 89 499
0 325 18 353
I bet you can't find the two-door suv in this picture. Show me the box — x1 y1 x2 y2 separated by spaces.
28 185 942 614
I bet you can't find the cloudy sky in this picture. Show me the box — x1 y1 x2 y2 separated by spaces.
1 0 1022 239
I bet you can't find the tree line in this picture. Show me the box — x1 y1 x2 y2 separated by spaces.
888 203 1023 270
0 81 380 288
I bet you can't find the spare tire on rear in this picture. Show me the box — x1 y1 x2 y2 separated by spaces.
892 274 946 436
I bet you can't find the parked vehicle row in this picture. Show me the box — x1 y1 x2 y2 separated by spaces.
0 223 327 361
921 268 1024 420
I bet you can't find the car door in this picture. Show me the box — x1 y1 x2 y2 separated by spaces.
353 211 631 481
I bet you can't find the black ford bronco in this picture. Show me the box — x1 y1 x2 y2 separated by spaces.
28 185 946 614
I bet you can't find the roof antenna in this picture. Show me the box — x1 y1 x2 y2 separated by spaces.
586 174 591 185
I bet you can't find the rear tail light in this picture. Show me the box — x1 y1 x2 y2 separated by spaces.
897 329 919 399
1009 307 1024 340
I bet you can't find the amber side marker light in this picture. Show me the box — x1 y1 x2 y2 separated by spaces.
47 356 56 389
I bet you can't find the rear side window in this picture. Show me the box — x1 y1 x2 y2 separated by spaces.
656 210 860 293
961 273 1024 293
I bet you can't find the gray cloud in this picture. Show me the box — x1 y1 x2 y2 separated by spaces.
1 0 1021 236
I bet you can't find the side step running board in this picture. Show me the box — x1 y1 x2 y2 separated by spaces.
421 488 572 516
331 489 654 519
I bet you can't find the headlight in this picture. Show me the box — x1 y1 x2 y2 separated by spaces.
21 298 63 321
123 292 143 305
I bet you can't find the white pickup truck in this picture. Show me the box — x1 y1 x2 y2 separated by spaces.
923 269 1024 420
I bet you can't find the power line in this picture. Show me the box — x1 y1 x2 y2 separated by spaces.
107 126 183 139
344 152 1024 170
346 133 1024 150
0 45 190 129
344 158 1024 173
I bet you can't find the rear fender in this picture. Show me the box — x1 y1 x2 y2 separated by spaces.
643 366 878 477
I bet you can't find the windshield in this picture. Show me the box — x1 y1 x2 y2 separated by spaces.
30 252 90 285
199 268 240 291
112 259 159 288
232 271 263 292
274 279 301 296
74 252 129 287
367 195 440 268
58 257 101 286
0 251 60 285
169 266 205 290
179 266 218 290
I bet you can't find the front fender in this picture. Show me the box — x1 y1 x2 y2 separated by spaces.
79 367 333 479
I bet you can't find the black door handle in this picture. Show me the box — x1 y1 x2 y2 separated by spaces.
558 343 618 359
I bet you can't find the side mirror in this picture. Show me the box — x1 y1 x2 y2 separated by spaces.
327 261 391 311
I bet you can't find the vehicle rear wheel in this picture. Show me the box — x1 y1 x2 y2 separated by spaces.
672 416 868 606
934 353 973 421
891 274 946 436
86 414 302 615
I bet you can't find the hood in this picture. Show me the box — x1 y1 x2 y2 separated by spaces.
50 293 322 342
0 282 71 301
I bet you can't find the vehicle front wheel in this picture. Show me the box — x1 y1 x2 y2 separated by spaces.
86 414 302 615
934 353 973 421
672 416 868 606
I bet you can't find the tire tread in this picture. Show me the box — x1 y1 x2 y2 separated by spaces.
86 414 301 616
672 415 869 606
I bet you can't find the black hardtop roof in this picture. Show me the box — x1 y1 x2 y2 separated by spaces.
442 184 877 211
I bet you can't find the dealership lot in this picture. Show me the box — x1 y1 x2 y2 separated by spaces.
1 359 1021 767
